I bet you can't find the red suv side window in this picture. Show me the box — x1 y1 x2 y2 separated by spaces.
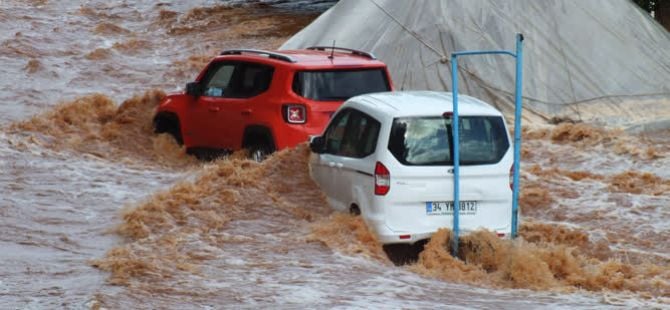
202 63 235 97
202 62 274 98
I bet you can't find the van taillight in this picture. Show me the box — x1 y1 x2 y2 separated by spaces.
509 164 514 190
282 104 306 124
375 162 390 195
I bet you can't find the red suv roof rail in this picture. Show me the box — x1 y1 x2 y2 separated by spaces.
220 49 297 63
306 46 377 60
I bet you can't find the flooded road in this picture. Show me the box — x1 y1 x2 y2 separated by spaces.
1 1 668 308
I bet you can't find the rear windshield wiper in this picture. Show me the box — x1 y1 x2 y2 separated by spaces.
318 96 350 101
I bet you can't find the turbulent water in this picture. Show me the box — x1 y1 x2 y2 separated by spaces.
1 1 668 309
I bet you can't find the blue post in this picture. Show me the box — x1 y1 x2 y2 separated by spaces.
451 54 460 257
511 34 524 238
449 34 524 256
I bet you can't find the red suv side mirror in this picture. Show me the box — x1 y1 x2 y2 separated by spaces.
185 82 202 97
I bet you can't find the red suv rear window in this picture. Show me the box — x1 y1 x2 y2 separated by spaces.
292 69 390 101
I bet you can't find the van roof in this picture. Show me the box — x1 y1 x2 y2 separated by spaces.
346 91 504 119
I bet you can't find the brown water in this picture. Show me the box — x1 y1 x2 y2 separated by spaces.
1 1 668 308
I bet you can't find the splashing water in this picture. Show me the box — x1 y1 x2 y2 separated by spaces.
8 89 195 169
1 1 669 308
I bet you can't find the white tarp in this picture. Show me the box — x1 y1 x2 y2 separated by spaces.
281 0 670 130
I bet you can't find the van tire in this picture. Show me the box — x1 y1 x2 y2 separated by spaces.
383 239 428 266
383 244 417 265
349 204 361 216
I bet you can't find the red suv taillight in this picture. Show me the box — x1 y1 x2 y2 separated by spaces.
375 162 390 195
282 104 306 124
509 164 514 190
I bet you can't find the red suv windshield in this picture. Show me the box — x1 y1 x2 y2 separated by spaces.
292 68 390 101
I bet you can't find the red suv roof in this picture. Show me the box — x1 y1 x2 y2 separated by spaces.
215 48 387 68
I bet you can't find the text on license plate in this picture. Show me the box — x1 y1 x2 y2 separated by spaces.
425 201 478 216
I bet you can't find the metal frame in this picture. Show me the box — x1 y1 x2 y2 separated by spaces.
306 46 377 60
449 34 524 256
220 49 297 63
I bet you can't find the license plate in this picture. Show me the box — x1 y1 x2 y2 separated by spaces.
426 201 478 216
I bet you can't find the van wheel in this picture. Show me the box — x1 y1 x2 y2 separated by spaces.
349 205 361 216
383 240 427 266
383 244 417 266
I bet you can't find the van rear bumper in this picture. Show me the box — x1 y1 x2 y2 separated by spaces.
367 216 512 245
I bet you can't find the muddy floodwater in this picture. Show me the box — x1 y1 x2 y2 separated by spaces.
1 1 668 309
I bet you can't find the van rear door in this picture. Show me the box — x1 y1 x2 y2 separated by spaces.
383 115 513 234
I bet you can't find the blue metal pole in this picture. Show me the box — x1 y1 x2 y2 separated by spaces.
511 34 524 238
448 34 524 255
450 54 460 257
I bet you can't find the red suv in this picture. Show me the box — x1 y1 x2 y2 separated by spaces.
153 48 393 160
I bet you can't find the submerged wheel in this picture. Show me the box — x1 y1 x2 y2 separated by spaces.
242 126 275 162
247 143 272 162
153 114 183 145
383 244 417 266
383 240 428 266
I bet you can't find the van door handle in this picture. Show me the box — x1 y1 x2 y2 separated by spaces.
208 106 220 112
241 109 252 116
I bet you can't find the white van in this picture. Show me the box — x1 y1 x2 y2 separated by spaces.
309 91 514 246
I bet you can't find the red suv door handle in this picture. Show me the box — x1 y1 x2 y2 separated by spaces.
208 106 220 112
241 109 252 116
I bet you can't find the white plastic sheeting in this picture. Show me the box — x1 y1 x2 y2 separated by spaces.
281 0 670 130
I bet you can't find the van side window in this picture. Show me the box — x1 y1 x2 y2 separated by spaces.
360 115 381 156
324 110 351 154
323 109 381 158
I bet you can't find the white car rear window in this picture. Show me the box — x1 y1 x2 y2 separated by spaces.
388 116 509 166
